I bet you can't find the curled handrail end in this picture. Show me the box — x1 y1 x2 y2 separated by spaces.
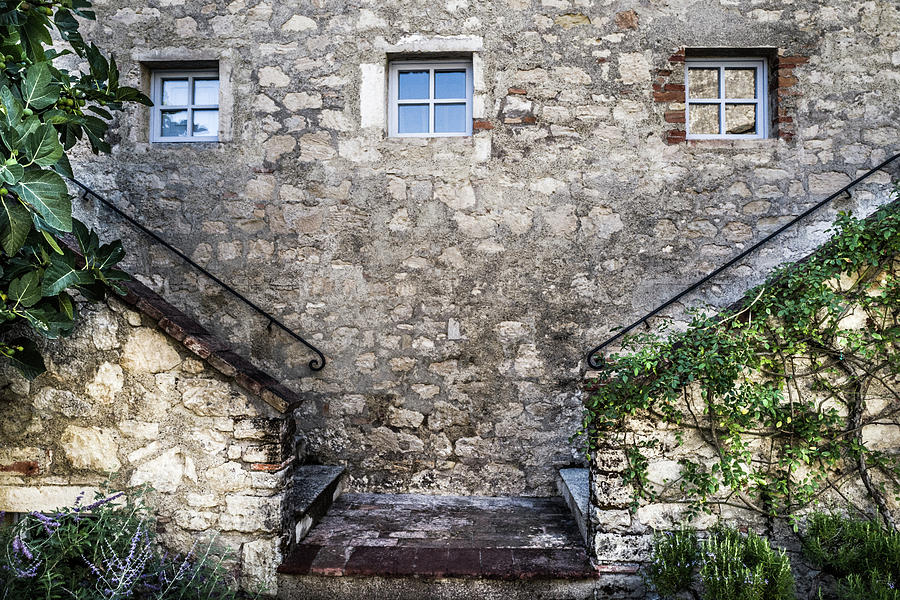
586 350 605 369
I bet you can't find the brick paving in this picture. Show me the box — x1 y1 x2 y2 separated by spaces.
278 493 605 580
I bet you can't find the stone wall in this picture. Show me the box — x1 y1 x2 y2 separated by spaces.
0 293 288 592
66 0 900 495
587 248 900 597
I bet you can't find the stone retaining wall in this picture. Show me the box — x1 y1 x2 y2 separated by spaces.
0 295 288 593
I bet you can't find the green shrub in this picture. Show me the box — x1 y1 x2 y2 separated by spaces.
646 525 795 600
645 528 699 598
0 489 252 600
802 512 900 600
699 527 795 600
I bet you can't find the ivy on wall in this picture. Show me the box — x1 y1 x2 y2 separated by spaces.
582 186 900 528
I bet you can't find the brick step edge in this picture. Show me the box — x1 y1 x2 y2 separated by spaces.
277 546 632 581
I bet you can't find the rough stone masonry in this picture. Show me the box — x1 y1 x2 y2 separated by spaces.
59 0 900 500
0 291 289 591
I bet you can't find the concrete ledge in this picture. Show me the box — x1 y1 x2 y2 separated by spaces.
558 468 589 546
0 486 101 513
283 465 346 547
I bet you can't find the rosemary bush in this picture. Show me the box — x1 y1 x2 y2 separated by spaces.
645 528 698 598
0 490 250 600
803 512 900 599
582 186 900 524
646 525 795 600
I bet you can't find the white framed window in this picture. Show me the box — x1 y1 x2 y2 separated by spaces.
150 69 219 142
388 60 473 137
684 59 768 140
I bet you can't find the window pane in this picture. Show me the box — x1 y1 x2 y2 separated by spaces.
434 103 466 133
160 110 189 137
725 68 756 98
398 104 429 133
688 68 719 99
725 103 756 134
192 109 218 136
193 79 219 105
161 79 189 105
398 71 429 100
689 103 719 135
434 70 466 99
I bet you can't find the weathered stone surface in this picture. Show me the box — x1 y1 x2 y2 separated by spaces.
129 447 186 493
121 329 181 373
242 538 281 591
86 362 124 403
636 503 718 530
205 461 251 493
61 426 121 472
181 379 255 417
64 0 900 509
387 407 425 429
175 509 218 531
219 494 280 532
0 296 288 594
33 388 94 418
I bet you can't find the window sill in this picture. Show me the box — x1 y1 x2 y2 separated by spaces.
383 135 477 145
684 138 780 150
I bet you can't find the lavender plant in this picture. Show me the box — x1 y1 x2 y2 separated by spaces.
0 489 252 600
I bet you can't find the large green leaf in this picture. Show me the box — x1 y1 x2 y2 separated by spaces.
10 169 71 231
5 336 46 380
24 125 63 167
92 240 125 270
8 270 41 307
0 161 23 185
85 43 108 81
52 154 73 179
21 62 58 110
20 13 53 61
0 86 23 128
0 115 41 150
53 9 86 54
22 304 76 339
0 196 31 255
42 252 93 296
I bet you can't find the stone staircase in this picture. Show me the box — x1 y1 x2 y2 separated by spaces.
276 468 643 599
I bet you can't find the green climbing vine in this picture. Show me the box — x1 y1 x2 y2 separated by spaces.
582 185 900 528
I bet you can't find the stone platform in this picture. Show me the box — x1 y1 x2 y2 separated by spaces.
279 493 596 579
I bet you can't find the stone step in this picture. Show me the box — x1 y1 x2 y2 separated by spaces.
283 465 346 548
277 493 643 599
277 571 641 600
558 468 590 545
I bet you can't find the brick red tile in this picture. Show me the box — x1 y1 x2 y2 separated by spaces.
309 545 351 576
278 545 322 575
479 548 518 579
344 546 418 577
444 548 482 576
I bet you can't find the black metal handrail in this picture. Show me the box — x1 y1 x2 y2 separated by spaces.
585 152 900 369
70 177 326 372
